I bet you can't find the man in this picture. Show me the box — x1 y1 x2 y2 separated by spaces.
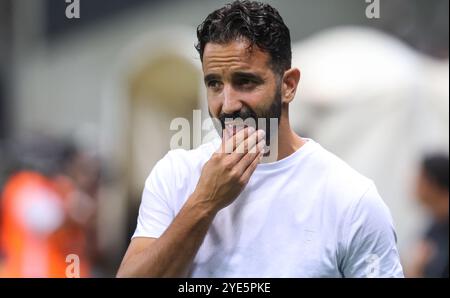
117 1 403 277
408 154 448 278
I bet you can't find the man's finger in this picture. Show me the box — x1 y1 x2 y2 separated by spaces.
232 138 265 174
240 148 264 184
234 129 265 154
219 126 255 154
226 130 265 165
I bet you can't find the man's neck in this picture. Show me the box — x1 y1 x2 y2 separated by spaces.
276 116 305 161
262 113 305 163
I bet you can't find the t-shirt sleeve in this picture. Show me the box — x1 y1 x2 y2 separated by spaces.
340 182 404 277
132 152 176 239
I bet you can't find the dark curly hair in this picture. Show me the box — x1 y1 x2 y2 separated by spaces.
195 0 291 77
422 153 449 192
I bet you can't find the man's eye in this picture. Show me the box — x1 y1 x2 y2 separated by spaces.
238 79 252 85
236 79 256 89
207 80 222 89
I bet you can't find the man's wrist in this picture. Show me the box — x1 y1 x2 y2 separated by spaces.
186 190 219 220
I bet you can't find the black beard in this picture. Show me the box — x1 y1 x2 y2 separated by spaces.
209 87 282 145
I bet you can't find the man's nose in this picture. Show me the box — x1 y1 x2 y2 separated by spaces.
222 84 242 114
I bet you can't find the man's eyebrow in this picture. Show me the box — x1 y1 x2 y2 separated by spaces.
204 73 221 83
204 72 265 84
232 72 264 83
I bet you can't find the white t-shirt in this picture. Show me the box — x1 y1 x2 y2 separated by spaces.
133 138 404 277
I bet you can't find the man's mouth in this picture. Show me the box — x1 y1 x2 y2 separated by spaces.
224 121 248 136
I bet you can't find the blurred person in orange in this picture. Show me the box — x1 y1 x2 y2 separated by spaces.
0 136 97 277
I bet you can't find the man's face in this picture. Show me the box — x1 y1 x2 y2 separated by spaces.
415 170 444 210
202 40 282 139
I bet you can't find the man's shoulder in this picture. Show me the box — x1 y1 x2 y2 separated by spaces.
311 141 378 206
308 142 392 244
165 138 220 166
145 139 219 186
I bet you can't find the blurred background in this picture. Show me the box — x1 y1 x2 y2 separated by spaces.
0 0 448 277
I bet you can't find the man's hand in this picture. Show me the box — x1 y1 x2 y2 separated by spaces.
117 126 265 277
193 126 265 213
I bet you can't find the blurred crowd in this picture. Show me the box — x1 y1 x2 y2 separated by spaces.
0 134 102 277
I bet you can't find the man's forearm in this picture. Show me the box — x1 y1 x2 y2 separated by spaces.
117 192 217 277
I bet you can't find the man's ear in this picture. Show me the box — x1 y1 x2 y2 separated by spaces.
281 68 301 104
